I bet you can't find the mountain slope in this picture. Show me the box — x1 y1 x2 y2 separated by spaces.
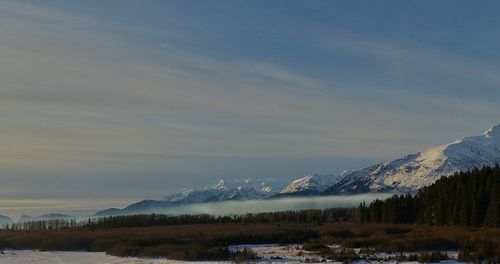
326 124 500 194
279 172 346 195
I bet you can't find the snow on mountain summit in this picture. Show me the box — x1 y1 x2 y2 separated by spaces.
210 178 274 193
484 123 500 137
280 173 344 194
327 124 500 194
163 178 275 205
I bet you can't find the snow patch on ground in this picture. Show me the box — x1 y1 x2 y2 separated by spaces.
229 244 463 264
230 244 325 262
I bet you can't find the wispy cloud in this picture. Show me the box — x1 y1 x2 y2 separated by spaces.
0 1 498 200
246 61 323 88
319 31 500 89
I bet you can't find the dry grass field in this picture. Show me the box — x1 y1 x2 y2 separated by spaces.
0 222 498 261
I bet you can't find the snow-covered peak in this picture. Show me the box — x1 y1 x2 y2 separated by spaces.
280 173 344 194
212 180 227 190
328 123 500 194
163 188 194 202
483 123 500 138
163 178 276 204
209 178 274 192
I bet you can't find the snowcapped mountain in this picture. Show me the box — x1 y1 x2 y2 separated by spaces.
96 178 276 216
95 123 500 216
280 172 347 195
163 178 275 204
326 124 500 194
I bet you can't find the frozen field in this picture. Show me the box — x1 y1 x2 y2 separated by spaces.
0 250 179 264
0 249 463 264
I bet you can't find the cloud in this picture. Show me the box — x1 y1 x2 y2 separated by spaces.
0 1 498 200
318 31 500 90
245 61 323 88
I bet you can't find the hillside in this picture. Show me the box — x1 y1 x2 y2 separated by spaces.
327 124 500 194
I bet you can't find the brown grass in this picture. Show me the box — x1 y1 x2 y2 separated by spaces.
0 222 499 261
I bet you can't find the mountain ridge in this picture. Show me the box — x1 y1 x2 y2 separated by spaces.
96 123 500 216
95 178 278 216
325 124 500 194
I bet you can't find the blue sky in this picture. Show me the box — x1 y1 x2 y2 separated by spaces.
0 0 499 203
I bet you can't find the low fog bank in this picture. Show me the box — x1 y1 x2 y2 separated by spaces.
0 199 134 221
1 194 394 222
137 193 393 216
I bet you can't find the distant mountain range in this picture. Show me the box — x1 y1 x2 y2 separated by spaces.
18 213 72 222
163 179 274 204
92 123 500 216
96 179 276 216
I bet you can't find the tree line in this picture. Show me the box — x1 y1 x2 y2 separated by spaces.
360 165 500 227
85 208 353 229
8 219 80 230
6 208 354 230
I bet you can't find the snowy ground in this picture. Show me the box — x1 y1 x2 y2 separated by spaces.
229 244 325 262
0 249 464 264
229 244 463 264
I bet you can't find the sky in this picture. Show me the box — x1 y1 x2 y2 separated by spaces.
1 0 500 208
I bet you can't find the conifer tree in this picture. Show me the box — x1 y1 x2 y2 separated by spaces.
361 165 500 227
484 185 499 227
